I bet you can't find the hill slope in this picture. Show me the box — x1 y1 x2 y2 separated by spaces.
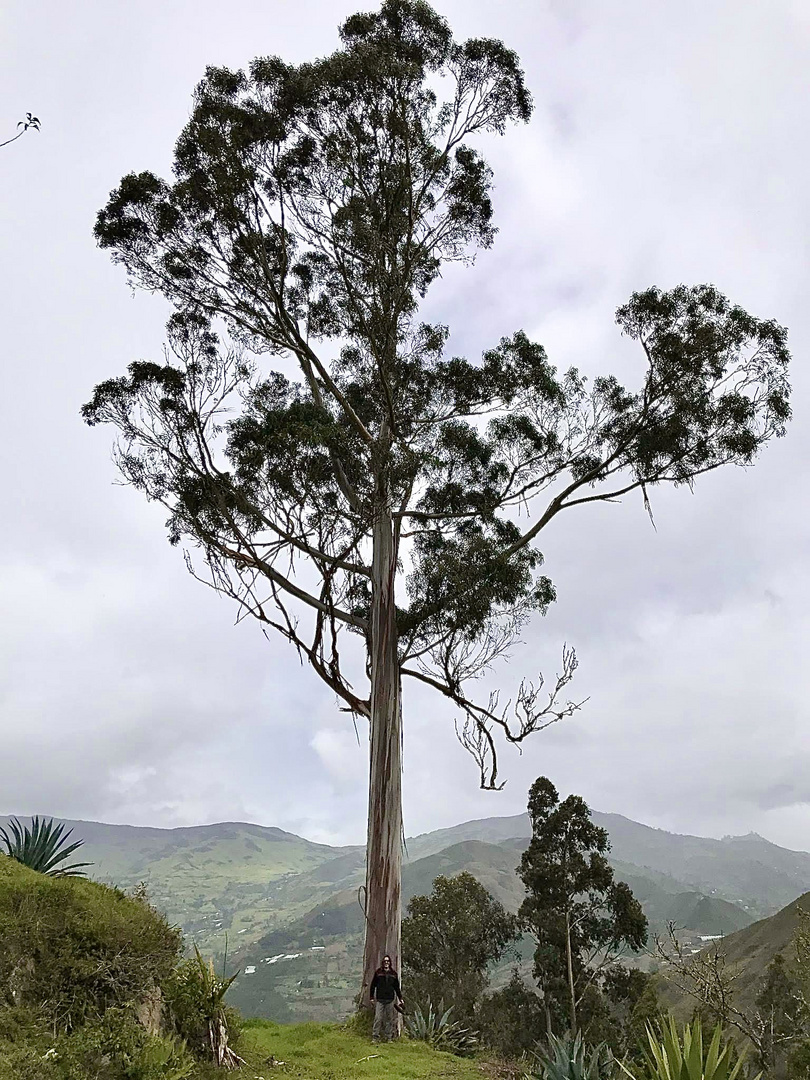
0 816 360 953
411 812 810 917
665 889 810 1018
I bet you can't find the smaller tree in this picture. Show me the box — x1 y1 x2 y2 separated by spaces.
653 923 810 1071
518 776 648 1034
165 945 244 1069
603 966 663 1063
401 872 520 1021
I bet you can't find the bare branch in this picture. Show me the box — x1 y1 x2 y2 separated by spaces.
402 644 585 789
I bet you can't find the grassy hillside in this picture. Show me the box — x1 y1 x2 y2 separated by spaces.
240 1020 506 1079
664 889 810 1018
0 855 189 1080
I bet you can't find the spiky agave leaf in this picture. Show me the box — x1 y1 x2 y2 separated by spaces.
526 1029 614 1080
192 945 239 1007
0 816 92 876
404 1000 477 1055
617 1017 757 1080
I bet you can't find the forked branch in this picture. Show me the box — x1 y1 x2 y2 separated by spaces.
402 644 585 789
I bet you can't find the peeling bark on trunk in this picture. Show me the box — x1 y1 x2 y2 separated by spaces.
360 487 402 1009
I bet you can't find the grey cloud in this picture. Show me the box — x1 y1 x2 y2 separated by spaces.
1 0 808 850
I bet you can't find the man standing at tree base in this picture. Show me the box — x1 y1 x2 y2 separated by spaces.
370 954 403 1042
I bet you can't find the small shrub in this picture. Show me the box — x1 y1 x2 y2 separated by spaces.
525 1030 615 1080
164 946 243 1067
0 1041 61 1080
478 971 546 1058
621 1017 753 1080
0 1006 194 1080
404 1001 478 1056
55 1008 194 1080
0 1006 59 1080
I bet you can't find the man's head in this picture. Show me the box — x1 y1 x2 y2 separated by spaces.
382 954 392 970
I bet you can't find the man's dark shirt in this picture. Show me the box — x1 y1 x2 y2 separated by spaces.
370 970 401 1002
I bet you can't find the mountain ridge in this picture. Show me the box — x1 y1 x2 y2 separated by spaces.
4 810 806 858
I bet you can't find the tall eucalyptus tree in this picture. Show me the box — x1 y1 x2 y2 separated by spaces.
84 0 791 1002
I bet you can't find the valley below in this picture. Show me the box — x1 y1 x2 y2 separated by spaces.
6 810 809 1023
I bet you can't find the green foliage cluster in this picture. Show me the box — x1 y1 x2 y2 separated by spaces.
752 952 807 1073
402 871 519 1020
525 1029 615 1080
475 967 660 1065
516 1019 751 1080
477 970 548 1059
40 1011 193 1080
629 1017 751 1080
164 946 242 1064
0 1005 196 1080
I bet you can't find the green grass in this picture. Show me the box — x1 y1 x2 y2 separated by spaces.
238 1019 494 1079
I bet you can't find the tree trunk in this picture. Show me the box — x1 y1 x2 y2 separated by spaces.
565 908 577 1034
360 487 402 1008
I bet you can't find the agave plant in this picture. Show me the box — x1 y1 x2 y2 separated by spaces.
404 1001 478 1056
0 816 91 876
619 1017 755 1080
175 945 244 1069
525 1029 615 1080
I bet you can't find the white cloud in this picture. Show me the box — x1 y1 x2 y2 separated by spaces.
1 0 808 850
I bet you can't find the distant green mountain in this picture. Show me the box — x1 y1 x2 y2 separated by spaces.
227 838 757 1022
4 809 808 1023
0 816 360 954
412 812 810 918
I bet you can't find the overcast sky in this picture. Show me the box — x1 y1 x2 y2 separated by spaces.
2 0 809 850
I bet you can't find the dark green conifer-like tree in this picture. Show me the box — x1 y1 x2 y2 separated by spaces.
83 0 790 1002
518 776 648 1033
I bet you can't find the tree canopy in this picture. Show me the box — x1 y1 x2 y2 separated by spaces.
402 871 519 1019
84 0 790 789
